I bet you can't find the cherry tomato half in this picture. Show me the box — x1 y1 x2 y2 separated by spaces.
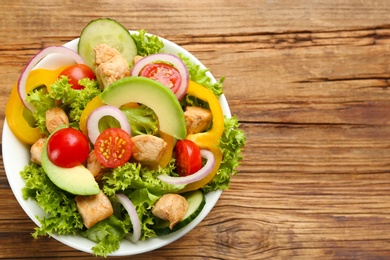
47 128 90 168
94 128 133 168
140 62 181 93
174 139 202 176
59 64 96 90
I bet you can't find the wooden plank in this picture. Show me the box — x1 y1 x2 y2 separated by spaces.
2 0 390 259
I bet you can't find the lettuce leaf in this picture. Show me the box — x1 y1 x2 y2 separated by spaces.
131 29 164 57
178 52 225 111
27 76 101 133
128 188 160 240
82 215 127 257
101 161 184 242
27 87 56 134
179 53 224 98
68 77 101 129
201 116 246 192
102 160 184 197
82 187 161 257
20 163 84 236
120 104 159 136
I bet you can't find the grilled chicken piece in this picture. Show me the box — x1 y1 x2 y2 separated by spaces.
94 43 121 66
87 150 107 182
184 106 212 135
131 134 168 167
133 55 143 65
94 44 130 89
152 193 189 229
30 138 47 165
75 190 113 229
45 107 69 133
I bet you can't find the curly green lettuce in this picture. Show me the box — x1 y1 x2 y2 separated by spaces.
82 215 127 257
202 116 246 192
178 52 225 111
101 161 184 243
131 29 164 57
82 187 162 256
20 163 84 236
127 188 161 239
26 87 56 133
27 76 101 134
102 160 184 197
179 53 224 98
68 77 101 127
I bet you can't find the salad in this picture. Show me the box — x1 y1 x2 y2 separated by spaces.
5 18 245 256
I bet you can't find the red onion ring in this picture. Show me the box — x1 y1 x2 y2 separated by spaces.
115 193 141 243
131 53 189 100
18 46 85 112
87 105 131 144
158 149 215 185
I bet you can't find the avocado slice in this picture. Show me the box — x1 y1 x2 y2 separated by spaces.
100 76 186 140
41 127 100 196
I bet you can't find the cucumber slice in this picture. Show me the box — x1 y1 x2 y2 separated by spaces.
78 18 137 69
153 190 206 236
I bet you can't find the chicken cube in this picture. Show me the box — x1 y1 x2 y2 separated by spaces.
30 138 46 165
94 44 130 89
95 55 130 88
184 106 212 135
131 135 168 166
75 190 113 229
45 107 69 134
94 43 121 66
133 55 144 65
152 193 189 229
87 150 107 182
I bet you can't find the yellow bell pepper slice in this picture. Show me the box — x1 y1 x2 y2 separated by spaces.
185 81 224 145
6 82 42 145
157 131 175 169
6 67 67 145
79 96 105 136
180 81 225 192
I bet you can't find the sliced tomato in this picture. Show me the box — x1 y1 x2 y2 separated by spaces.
174 139 202 177
59 64 96 90
94 128 133 168
140 62 181 93
47 128 90 168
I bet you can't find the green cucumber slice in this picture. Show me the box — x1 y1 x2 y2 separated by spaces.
153 190 206 236
78 18 137 69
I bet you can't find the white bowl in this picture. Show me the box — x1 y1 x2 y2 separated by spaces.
2 32 231 256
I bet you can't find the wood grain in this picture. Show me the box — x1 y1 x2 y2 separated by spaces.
1 0 390 259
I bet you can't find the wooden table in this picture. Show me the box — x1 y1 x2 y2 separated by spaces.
1 1 390 259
